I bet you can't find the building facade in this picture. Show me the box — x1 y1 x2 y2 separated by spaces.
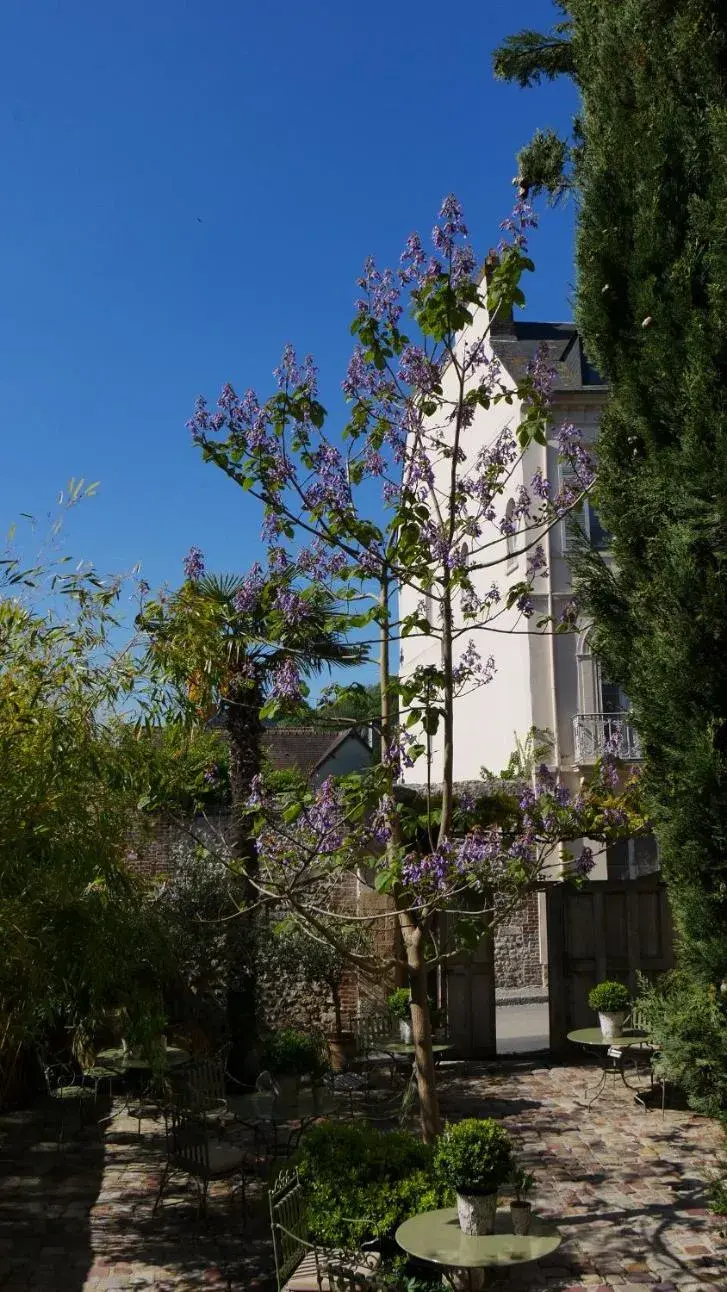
399 309 656 987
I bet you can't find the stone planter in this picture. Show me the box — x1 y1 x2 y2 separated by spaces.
399 1020 413 1044
598 1010 627 1039
275 1073 300 1102
510 1201 532 1235
456 1192 498 1236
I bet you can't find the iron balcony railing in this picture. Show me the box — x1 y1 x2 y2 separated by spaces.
573 712 643 763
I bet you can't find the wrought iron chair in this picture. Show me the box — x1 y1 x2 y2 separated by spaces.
360 1066 417 1129
153 1105 249 1219
269 1169 381 1292
621 1004 666 1113
178 1054 237 1132
40 1059 98 1145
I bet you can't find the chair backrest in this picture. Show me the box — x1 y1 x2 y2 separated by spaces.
256 1068 280 1095
353 1011 393 1055
628 1003 648 1032
168 1108 211 1176
39 1058 75 1096
318 1247 382 1292
269 1169 308 1289
180 1056 227 1113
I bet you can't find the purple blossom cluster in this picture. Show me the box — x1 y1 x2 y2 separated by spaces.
271 657 302 703
356 257 403 324
233 562 265 614
273 585 308 624
527 343 557 404
452 640 496 690
274 343 318 396
183 546 205 581
498 197 538 252
432 194 469 259
296 540 348 583
399 345 441 395
384 730 418 776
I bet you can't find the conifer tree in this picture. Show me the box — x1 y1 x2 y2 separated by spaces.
495 2 727 996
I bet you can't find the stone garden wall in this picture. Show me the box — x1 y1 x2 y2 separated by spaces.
128 810 543 1034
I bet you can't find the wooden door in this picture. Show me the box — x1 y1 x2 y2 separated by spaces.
546 879 674 1054
444 930 497 1059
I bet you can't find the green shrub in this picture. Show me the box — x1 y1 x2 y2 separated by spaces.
387 989 438 1023
262 1028 325 1077
387 989 412 1020
709 1176 727 1217
588 981 631 1013
434 1119 513 1196
295 1120 453 1246
638 971 727 1116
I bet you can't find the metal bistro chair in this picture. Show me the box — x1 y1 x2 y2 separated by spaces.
40 1059 98 1146
153 1105 249 1220
178 1054 237 1134
352 1012 395 1087
621 1004 666 1114
269 1169 382 1292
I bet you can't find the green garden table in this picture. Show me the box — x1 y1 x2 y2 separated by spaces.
396 1206 561 1291
567 1027 654 1109
380 1042 454 1058
96 1045 191 1074
377 1040 454 1085
95 1046 191 1130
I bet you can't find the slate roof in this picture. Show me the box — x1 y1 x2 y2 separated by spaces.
491 319 606 391
262 725 371 776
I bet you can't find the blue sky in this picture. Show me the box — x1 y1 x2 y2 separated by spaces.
0 0 576 616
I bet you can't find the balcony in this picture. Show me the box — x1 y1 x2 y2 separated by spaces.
573 712 643 763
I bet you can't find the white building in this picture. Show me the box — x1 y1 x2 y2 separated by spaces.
399 307 657 888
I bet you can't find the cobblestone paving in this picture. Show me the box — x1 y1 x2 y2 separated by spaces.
0 1061 724 1290
439 1062 727 1291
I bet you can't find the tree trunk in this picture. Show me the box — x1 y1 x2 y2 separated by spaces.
225 666 264 1068
399 911 441 1142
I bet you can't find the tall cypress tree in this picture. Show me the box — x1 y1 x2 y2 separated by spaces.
495 2 727 988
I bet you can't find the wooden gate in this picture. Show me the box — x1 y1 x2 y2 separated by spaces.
444 929 497 1059
546 879 674 1054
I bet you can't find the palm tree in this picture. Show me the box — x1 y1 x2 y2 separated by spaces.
138 567 366 1057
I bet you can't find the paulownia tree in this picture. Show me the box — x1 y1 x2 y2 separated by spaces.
183 195 647 1138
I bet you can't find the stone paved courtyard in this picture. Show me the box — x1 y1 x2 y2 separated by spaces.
0 1060 725 1291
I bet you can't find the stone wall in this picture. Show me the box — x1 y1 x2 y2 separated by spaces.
493 890 543 989
129 810 543 1032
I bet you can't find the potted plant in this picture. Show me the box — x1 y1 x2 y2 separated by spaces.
262 1029 327 1101
387 989 441 1044
434 1118 513 1235
588 980 631 1039
509 1166 536 1235
388 988 414 1042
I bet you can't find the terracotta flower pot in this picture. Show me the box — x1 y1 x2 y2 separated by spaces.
598 1010 627 1039
510 1201 532 1235
456 1192 497 1235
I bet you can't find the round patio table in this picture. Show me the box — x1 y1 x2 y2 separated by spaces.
380 1042 454 1057
97 1045 191 1074
567 1027 652 1109
396 1206 561 1291
95 1046 191 1130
